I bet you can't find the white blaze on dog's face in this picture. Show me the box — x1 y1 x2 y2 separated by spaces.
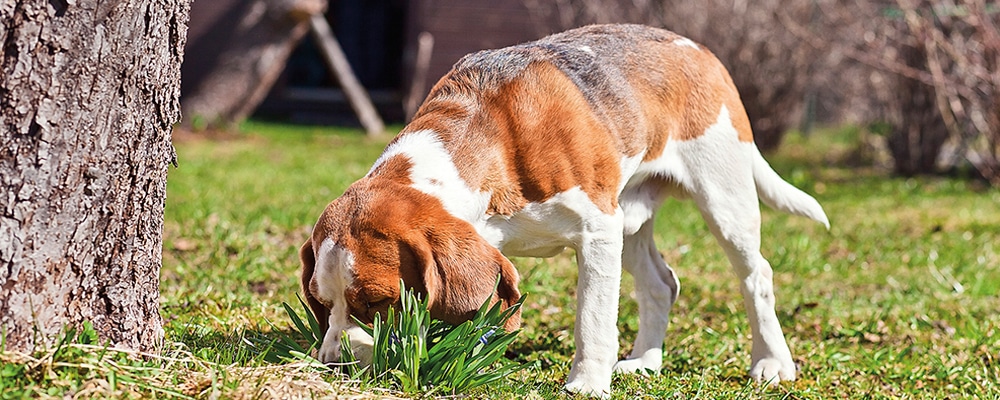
299 173 522 366
308 239 375 364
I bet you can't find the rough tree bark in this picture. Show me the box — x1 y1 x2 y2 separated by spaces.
0 0 189 353
180 0 326 129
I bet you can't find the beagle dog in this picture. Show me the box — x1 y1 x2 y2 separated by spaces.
299 24 829 397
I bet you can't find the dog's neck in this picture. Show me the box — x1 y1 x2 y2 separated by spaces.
368 99 509 225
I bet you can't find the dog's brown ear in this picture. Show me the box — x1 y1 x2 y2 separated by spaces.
495 253 522 331
300 238 330 334
409 222 521 330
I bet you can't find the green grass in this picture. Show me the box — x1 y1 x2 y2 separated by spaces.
5 121 1000 398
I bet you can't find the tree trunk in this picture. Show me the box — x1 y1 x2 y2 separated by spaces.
180 0 326 129
886 41 950 176
0 0 189 353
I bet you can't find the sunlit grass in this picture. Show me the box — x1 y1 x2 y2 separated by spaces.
3 121 998 398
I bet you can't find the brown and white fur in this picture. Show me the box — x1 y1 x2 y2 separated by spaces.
299 24 829 397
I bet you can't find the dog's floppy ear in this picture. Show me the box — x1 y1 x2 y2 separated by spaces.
300 238 330 334
494 252 523 331
407 222 522 330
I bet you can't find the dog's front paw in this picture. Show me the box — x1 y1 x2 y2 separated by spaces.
612 358 658 375
316 340 340 364
317 326 374 366
749 357 796 385
565 358 613 398
565 380 611 399
613 348 662 375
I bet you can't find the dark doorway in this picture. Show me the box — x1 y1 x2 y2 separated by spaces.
257 0 408 124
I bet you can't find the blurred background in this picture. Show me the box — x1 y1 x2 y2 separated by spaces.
178 0 999 186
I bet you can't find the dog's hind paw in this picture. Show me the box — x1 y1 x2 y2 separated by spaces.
749 357 796 385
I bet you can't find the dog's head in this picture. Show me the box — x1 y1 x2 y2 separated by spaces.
299 178 522 364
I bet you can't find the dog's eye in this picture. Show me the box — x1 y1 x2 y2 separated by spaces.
364 296 393 322
366 297 391 310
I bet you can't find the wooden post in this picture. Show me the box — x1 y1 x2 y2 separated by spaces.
309 14 385 136
405 32 435 121
181 0 326 130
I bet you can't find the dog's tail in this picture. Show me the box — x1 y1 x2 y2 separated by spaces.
752 147 830 229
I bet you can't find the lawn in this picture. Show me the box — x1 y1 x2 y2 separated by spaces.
5 122 1000 399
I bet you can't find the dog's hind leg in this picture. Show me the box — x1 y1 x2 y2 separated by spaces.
688 166 797 385
694 186 796 384
614 216 679 374
678 105 796 385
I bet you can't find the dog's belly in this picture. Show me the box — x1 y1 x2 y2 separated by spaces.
499 241 567 258
483 212 574 258
477 187 608 258
476 169 691 256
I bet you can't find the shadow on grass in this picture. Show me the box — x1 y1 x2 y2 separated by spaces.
167 322 318 366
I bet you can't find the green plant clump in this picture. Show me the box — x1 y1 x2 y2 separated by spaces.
274 279 525 396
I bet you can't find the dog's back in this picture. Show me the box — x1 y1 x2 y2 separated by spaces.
402 25 758 218
425 23 748 151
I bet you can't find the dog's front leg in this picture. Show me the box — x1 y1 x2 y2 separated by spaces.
564 212 624 398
